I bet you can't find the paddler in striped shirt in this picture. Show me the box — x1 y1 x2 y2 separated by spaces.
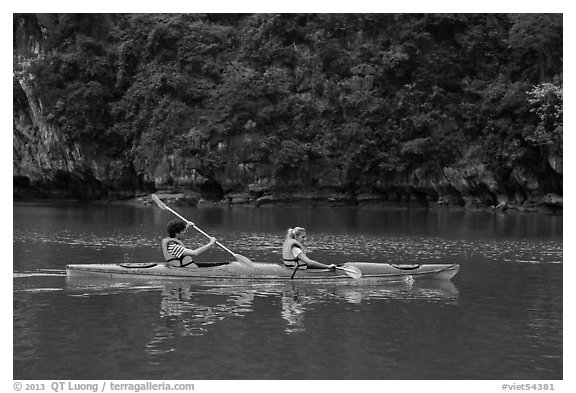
162 219 217 267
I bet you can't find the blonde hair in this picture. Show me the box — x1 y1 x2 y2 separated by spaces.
287 227 306 239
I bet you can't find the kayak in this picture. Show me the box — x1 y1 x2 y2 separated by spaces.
65 261 459 281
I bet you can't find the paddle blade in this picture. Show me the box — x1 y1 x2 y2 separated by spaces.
151 194 167 210
234 253 255 268
340 266 362 279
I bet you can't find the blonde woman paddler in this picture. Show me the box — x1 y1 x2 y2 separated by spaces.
162 219 216 267
282 227 336 270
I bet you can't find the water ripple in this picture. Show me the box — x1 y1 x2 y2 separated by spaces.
231 233 562 265
13 229 562 264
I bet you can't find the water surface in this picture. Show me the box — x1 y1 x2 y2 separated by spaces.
13 202 562 380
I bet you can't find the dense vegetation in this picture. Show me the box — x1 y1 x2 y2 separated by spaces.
13 14 562 205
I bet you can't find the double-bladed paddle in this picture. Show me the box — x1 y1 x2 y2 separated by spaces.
151 194 254 268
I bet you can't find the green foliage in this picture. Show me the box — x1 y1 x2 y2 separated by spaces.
15 13 563 190
506 14 563 83
526 82 563 146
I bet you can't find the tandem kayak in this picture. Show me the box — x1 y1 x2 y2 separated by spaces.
66 261 459 281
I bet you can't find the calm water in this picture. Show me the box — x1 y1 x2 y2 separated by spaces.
13 202 562 380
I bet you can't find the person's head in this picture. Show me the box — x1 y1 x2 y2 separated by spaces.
287 226 307 242
167 219 187 238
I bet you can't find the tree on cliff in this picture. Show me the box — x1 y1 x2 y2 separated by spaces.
13 13 562 205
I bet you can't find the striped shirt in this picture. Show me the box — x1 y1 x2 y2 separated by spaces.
166 240 186 259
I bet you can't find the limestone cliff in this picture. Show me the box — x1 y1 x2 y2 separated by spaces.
13 14 563 212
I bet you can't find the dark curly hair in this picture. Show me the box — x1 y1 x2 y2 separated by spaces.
166 219 187 237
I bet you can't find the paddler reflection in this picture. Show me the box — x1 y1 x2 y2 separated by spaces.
281 284 310 334
143 278 459 353
148 284 256 349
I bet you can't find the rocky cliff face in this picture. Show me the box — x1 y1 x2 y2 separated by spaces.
14 15 138 200
13 14 562 213
14 15 89 198
137 135 562 213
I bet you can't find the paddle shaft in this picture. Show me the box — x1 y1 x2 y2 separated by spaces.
161 204 236 257
290 264 361 279
335 266 357 275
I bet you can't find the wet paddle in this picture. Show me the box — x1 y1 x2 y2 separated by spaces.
336 265 362 279
151 194 255 268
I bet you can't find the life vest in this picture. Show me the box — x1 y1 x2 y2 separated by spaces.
282 244 307 269
161 237 195 267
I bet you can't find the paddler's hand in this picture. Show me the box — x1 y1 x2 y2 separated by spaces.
207 237 217 246
186 221 195 229
328 264 337 269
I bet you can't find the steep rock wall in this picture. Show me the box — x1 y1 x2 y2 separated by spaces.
13 15 141 199
12 14 562 212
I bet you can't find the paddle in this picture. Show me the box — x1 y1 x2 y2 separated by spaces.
291 264 362 279
335 265 362 279
151 194 254 268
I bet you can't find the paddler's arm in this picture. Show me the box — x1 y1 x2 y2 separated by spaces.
296 252 336 270
181 237 217 256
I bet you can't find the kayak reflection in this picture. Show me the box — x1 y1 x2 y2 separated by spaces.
279 278 459 334
66 275 458 341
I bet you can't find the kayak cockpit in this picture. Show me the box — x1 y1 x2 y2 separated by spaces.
118 262 231 269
